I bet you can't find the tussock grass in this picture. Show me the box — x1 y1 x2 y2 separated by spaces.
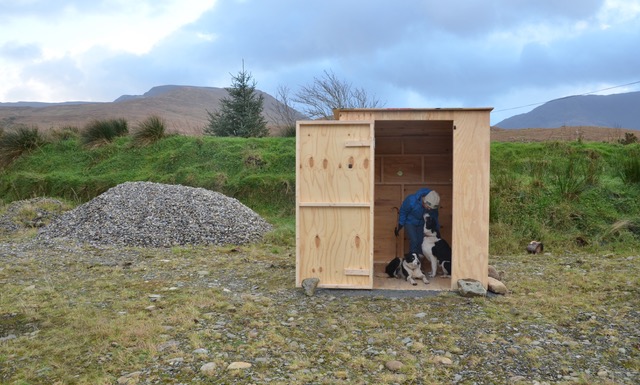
0 125 46 168
131 115 168 147
81 118 128 148
49 125 80 141
619 155 640 184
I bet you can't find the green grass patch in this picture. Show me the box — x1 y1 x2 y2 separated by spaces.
1 136 639 253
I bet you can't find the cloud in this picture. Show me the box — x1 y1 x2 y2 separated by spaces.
1 0 639 125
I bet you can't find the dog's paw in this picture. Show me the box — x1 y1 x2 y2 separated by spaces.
422 277 430 284
429 273 436 278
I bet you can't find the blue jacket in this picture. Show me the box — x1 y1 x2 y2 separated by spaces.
398 187 439 229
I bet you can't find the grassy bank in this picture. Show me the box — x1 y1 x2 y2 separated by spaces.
1 134 640 254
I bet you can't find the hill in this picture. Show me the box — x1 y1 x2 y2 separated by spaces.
0 85 305 136
495 91 640 130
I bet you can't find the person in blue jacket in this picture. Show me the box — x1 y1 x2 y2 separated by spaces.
395 188 440 255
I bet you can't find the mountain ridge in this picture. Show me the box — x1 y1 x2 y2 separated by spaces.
0 85 305 136
496 91 640 130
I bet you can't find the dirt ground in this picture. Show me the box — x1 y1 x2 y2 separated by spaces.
490 125 637 142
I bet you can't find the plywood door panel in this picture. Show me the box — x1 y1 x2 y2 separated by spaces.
298 207 371 288
296 121 375 288
297 123 373 204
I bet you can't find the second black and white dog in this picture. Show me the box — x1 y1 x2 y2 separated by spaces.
385 252 430 285
421 213 452 277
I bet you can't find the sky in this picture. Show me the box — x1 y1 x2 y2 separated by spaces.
1 0 639 125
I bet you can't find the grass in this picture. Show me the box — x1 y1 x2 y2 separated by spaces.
488 141 640 254
0 135 296 218
81 118 129 148
0 125 46 168
1 135 639 253
2 131 640 383
1 236 638 384
130 115 168 147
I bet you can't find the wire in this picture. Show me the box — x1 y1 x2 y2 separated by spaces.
494 80 640 113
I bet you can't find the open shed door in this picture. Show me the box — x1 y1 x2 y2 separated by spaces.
296 120 375 289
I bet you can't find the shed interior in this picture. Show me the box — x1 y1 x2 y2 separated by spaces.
373 119 454 290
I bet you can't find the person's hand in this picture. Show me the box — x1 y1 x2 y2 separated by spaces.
394 225 403 237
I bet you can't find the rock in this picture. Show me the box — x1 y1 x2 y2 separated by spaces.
200 362 217 376
0 334 17 343
457 279 486 297
116 371 142 385
488 265 504 280
509 375 527 383
157 340 180 352
527 241 543 254
431 355 453 365
302 277 320 296
487 277 507 295
227 361 252 370
385 360 404 371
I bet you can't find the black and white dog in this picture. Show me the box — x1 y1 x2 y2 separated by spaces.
421 213 452 278
385 252 430 285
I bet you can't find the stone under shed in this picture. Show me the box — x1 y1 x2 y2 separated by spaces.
296 108 492 291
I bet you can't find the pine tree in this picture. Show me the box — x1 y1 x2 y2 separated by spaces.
205 64 269 137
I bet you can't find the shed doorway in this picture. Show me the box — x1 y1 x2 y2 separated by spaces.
372 119 453 291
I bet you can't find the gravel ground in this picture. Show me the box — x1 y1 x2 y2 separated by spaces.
1 236 638 385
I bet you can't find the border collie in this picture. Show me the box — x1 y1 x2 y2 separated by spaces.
421 213 452 278
385 252 430 285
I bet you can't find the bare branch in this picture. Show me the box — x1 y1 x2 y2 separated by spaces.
293 69 385 119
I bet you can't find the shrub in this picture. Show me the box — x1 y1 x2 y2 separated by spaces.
618 132 638 145
131 115 167 147
0 125 46 168
81 118 128 148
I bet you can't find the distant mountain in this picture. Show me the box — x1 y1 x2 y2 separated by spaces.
495 91 640 130
0 85 306 135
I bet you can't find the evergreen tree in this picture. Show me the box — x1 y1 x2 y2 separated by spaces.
204 64 269 137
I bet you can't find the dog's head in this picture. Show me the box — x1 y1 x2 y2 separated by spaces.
423 213 439 238
403 252 421 270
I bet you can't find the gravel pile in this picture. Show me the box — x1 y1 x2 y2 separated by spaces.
0 197 68 234
36 181 272 247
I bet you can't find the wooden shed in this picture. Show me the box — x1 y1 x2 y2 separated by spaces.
296 108 492 290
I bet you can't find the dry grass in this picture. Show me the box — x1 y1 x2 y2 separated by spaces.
1 229 639 384
490 125 636 143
